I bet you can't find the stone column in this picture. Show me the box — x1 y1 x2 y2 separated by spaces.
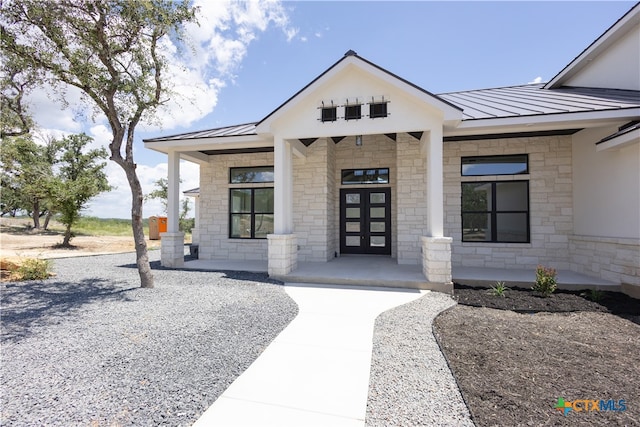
269 137 297 276
161 150 184 267
268 234 298 277
420 130 452 292
421 236 453 293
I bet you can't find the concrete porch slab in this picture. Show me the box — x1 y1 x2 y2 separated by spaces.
452 266 621 291
183 258 268 273
276 256 453 293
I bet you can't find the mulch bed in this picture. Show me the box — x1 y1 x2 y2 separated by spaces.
433 284 640 427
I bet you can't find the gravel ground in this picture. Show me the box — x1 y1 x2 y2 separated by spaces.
366 291 474 426
1 251 298 426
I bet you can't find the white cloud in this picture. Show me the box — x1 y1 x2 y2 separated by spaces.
84 160 200 219
528 76 544 84
17 0 294 218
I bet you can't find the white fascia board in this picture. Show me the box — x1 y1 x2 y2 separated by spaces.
596 127 640 151
446 108 640 137
545 5 640 89
144 134 272 154
256 55 463 134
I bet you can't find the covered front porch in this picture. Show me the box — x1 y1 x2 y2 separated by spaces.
181 254 621 293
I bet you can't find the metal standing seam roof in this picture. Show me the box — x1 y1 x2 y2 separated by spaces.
144 85 640 142
144 122 257 142
438 84 640 121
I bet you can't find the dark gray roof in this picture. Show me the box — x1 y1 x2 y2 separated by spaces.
144 85 639 142
438 84 640 121
145 122 257 142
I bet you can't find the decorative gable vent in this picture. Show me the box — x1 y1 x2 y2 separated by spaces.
320 100 337 122
344 97 362 120
369 95 389 119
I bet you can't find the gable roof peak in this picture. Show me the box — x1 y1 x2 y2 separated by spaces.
344 49 358 57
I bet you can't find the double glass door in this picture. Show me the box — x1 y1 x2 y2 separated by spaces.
340 188 391 255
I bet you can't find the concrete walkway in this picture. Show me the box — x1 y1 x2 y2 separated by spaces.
193 284 427 426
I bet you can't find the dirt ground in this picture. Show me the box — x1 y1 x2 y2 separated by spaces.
434 284 640 427
0 218 161 261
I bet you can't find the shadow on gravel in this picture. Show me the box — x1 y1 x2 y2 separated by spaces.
117 259 283 286
1 279 136 343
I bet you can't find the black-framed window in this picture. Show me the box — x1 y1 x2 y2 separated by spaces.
369 102 388 118
229 188 274 239
342 168 390 185
462 154 528 176
230 166 274 184
321 106 337 122
462 180 529 243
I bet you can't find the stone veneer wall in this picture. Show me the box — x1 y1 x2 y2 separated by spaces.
293 138 331 262
444 136 573 270
334 134 398 258
570 235 640 289
198 152 273 261
395 133 427 265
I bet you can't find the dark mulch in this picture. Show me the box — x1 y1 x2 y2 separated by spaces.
433 284 640 427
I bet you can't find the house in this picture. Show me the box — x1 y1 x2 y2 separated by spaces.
144 4 640 297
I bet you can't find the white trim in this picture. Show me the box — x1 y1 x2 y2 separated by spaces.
445 108 640 137
596 127 640 151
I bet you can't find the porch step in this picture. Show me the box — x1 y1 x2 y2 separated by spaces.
277 257 453 294
452 267 621 292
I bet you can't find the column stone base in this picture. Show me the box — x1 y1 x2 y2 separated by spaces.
268 234 297 277
190 227 200 245
161 232 185 268
421 236 453 293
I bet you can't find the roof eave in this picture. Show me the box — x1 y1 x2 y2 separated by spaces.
446 107 640 137
544 3 640 89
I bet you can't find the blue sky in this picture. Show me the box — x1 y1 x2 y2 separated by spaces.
29 1 636 218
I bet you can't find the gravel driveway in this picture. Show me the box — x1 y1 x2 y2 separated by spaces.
1 252 298 426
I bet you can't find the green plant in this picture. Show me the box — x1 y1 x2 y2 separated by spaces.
532 265 557 297
488 281 509 297
16 258 52 280
583 289 604 302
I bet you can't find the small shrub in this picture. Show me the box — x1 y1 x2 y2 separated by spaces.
533 265 557 297
583 289 604 302
488 281 509 297
16 258 52 281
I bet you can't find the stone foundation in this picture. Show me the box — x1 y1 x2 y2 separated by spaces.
268 234 298 277
421 236 453 292
160 232 185 268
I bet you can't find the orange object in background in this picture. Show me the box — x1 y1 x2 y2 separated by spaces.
158 217 167 233
149 216 168 240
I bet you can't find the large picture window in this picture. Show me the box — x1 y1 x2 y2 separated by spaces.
462 181 529 243
230 188 274 239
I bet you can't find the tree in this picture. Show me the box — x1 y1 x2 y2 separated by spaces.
0 136 59 228
145 177 170 214
51 134 111 247
2 1 198 287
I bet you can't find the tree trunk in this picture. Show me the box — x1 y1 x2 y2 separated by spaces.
62 223 72 247
121 162 154 288
43 211 53 230
32 200 40 229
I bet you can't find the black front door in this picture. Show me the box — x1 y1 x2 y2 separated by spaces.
340 188 391 255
